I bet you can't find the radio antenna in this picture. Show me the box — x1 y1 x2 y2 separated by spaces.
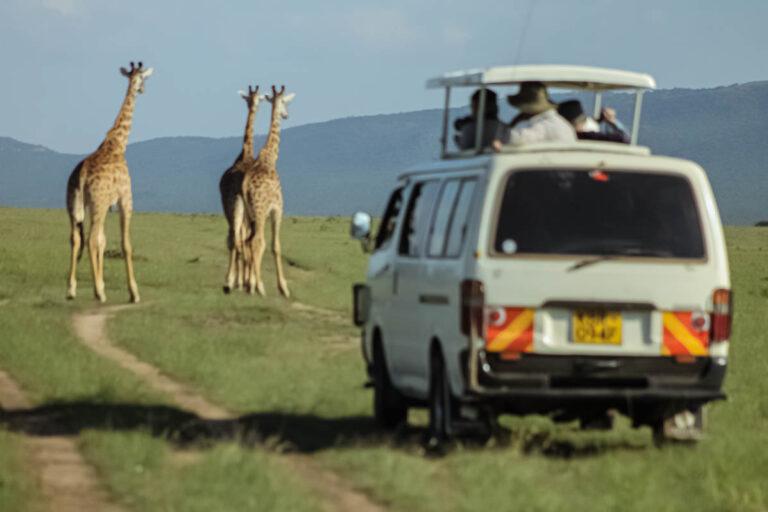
513 0 537 66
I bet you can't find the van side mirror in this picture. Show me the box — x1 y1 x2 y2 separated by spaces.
350 212 373 252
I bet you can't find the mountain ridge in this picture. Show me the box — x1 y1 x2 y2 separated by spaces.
1 81 767 224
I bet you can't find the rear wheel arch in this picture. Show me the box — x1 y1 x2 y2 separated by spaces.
429 337 444 362
372 326 383 345
372 327 387 367
430 338 459 398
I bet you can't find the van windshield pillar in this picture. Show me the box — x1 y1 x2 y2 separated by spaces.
474 87 487 154
440 86 451 158
631 90 644 145
592 92 603 119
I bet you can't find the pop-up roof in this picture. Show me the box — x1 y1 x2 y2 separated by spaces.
430 65 657 156
427 64 656 91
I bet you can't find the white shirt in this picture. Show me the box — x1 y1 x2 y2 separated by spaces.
508 109 576 145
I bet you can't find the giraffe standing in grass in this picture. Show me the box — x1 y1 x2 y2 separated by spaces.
66 61 153 303
220 85 265 293
242 85 295 297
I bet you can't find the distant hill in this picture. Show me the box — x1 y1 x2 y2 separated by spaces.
1 81 767 224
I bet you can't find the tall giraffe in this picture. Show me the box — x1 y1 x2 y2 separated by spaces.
220 85 265 293
242 85 295 297
66 61 153 303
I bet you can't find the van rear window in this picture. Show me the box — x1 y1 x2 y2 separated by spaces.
494 170 705 258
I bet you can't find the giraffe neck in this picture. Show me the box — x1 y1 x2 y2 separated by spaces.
239 103 259 161
256 106 282 171
104 83 138 154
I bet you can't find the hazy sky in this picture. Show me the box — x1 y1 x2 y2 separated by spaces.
2 0 766 153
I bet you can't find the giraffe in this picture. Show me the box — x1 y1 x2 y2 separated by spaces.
242 85 295 298
220 85 265 293
66 61 153 303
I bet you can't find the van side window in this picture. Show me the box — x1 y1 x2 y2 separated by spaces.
427 179 461 257
374 187 404 250
444 179 477 257
399 181 440 257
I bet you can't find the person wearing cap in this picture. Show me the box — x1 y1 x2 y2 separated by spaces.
557 99 630 143
453 89 505 150
493 82 575 150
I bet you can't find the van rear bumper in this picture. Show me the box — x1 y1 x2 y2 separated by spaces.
464 352 726 417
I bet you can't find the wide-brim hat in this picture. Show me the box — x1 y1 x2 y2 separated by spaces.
507 81 555 115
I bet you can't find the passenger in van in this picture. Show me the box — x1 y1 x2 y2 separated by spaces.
453 89 505 150
492 82 576 150
557 100 630 143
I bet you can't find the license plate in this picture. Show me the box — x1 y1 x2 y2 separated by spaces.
572 310 622 345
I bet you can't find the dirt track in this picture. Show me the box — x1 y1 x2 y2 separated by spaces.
0 369 125 512
71 306 386 512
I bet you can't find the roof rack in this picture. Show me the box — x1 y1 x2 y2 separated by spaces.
428 64 656 158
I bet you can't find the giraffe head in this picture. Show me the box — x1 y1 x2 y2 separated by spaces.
120 61 154 94
265 85 296 120
238 85 265 110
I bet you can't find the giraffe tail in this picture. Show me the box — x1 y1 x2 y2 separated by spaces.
66 161 86 261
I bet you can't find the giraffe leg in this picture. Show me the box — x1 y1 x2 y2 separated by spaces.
248 216 267 296
119 196 140 303
66 163 85 299
270 210 290 299
88 206 108 303
66 213 84 300
236 219 249 290
243 221 254 288
235 249 244 290
224 229 236 294
224 197 245 294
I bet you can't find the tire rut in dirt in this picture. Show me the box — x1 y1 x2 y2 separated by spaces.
0 369 126 512
70 307 387 512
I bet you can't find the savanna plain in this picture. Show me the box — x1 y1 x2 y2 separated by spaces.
0 207 766 511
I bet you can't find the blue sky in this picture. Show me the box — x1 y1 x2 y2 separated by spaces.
2 0 766 153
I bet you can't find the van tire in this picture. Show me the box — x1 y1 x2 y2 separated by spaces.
428 349 458 444
372 340 407 429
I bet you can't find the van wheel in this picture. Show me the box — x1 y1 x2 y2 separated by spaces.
372 341 407 429
428 350 458 445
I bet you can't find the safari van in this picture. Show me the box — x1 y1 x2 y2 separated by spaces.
350 66 732 444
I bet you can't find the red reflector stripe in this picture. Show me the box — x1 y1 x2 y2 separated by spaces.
486 308 534 354
662 312 708 356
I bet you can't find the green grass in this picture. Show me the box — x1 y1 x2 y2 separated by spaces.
0 208 162 404
0 208 332 511
1 207 767 511
79 431 321 512
0 431 42 512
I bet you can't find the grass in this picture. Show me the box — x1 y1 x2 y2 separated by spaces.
0 208 161 404
0 431 42 512
0 207 336 511
0 207 767 511
79 431 320 512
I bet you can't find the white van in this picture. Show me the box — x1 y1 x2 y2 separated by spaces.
351 66 732 443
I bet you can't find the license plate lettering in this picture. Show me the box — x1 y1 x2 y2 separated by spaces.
572 310 622 345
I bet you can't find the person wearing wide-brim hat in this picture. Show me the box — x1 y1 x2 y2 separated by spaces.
493 81 576 149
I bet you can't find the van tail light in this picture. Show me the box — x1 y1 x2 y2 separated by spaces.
710 288 732 342
461 280 485 337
